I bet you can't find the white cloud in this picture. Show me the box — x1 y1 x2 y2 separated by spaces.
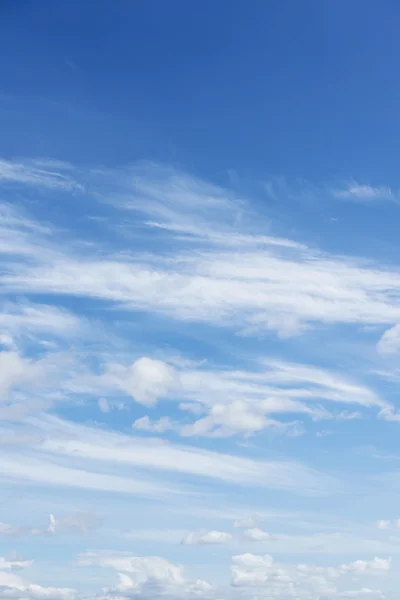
77 550 214 600
3 165 400 343
333 182 392 201
0 302 80 340
172 359 388 436
100 353 385 439
339 557 391 574
180 400 280 438
98 398 127 413
230 553 391 599
243 528 271 541
98 398 110 413
0 513 99 538
377 407 400 423
0 351 43 399
103 357 178 406
0 553 32 570
234 516 259 529
337 590 384 599
0 348 90 421
31 414 338 494
133 416 174 433
0 522 42 538
181 531 232 545
0 452 179 498
0 160 399 599
377 324 400 354
377 520 390 530
78 550 184 584
179 360 384 410
0 158 82 192
0 569 76 600
47 512 101 535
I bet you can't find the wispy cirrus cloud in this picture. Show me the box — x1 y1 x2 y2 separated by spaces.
181 530 232 545
0 158 83 192
2 161 400 340
22 414 338 494
332 182 393 202
0 512 99 538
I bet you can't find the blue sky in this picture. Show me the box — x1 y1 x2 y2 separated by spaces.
1 1 400 599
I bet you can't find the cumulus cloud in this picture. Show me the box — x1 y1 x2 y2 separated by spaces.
0 568 76 600
103 357 178 406
77 550 215 600
78 550 185 584
230 553 390 599
180 399 302 438
0 351 43 400
339 557 391 574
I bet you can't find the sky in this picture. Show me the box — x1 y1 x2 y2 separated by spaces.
2 1 400 599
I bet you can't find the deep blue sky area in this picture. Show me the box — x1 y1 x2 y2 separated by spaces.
1 0 400 183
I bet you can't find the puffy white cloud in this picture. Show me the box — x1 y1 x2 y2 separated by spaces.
103 357 178 406
78 550 215 600
78 550 185 585
0 569 76 599
377 520 390 530
0 351 43 400
182 531 232 545
180 399 298 438
231 553 274 587
339 557 391 574
175 359 388 437
230 553 390 599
